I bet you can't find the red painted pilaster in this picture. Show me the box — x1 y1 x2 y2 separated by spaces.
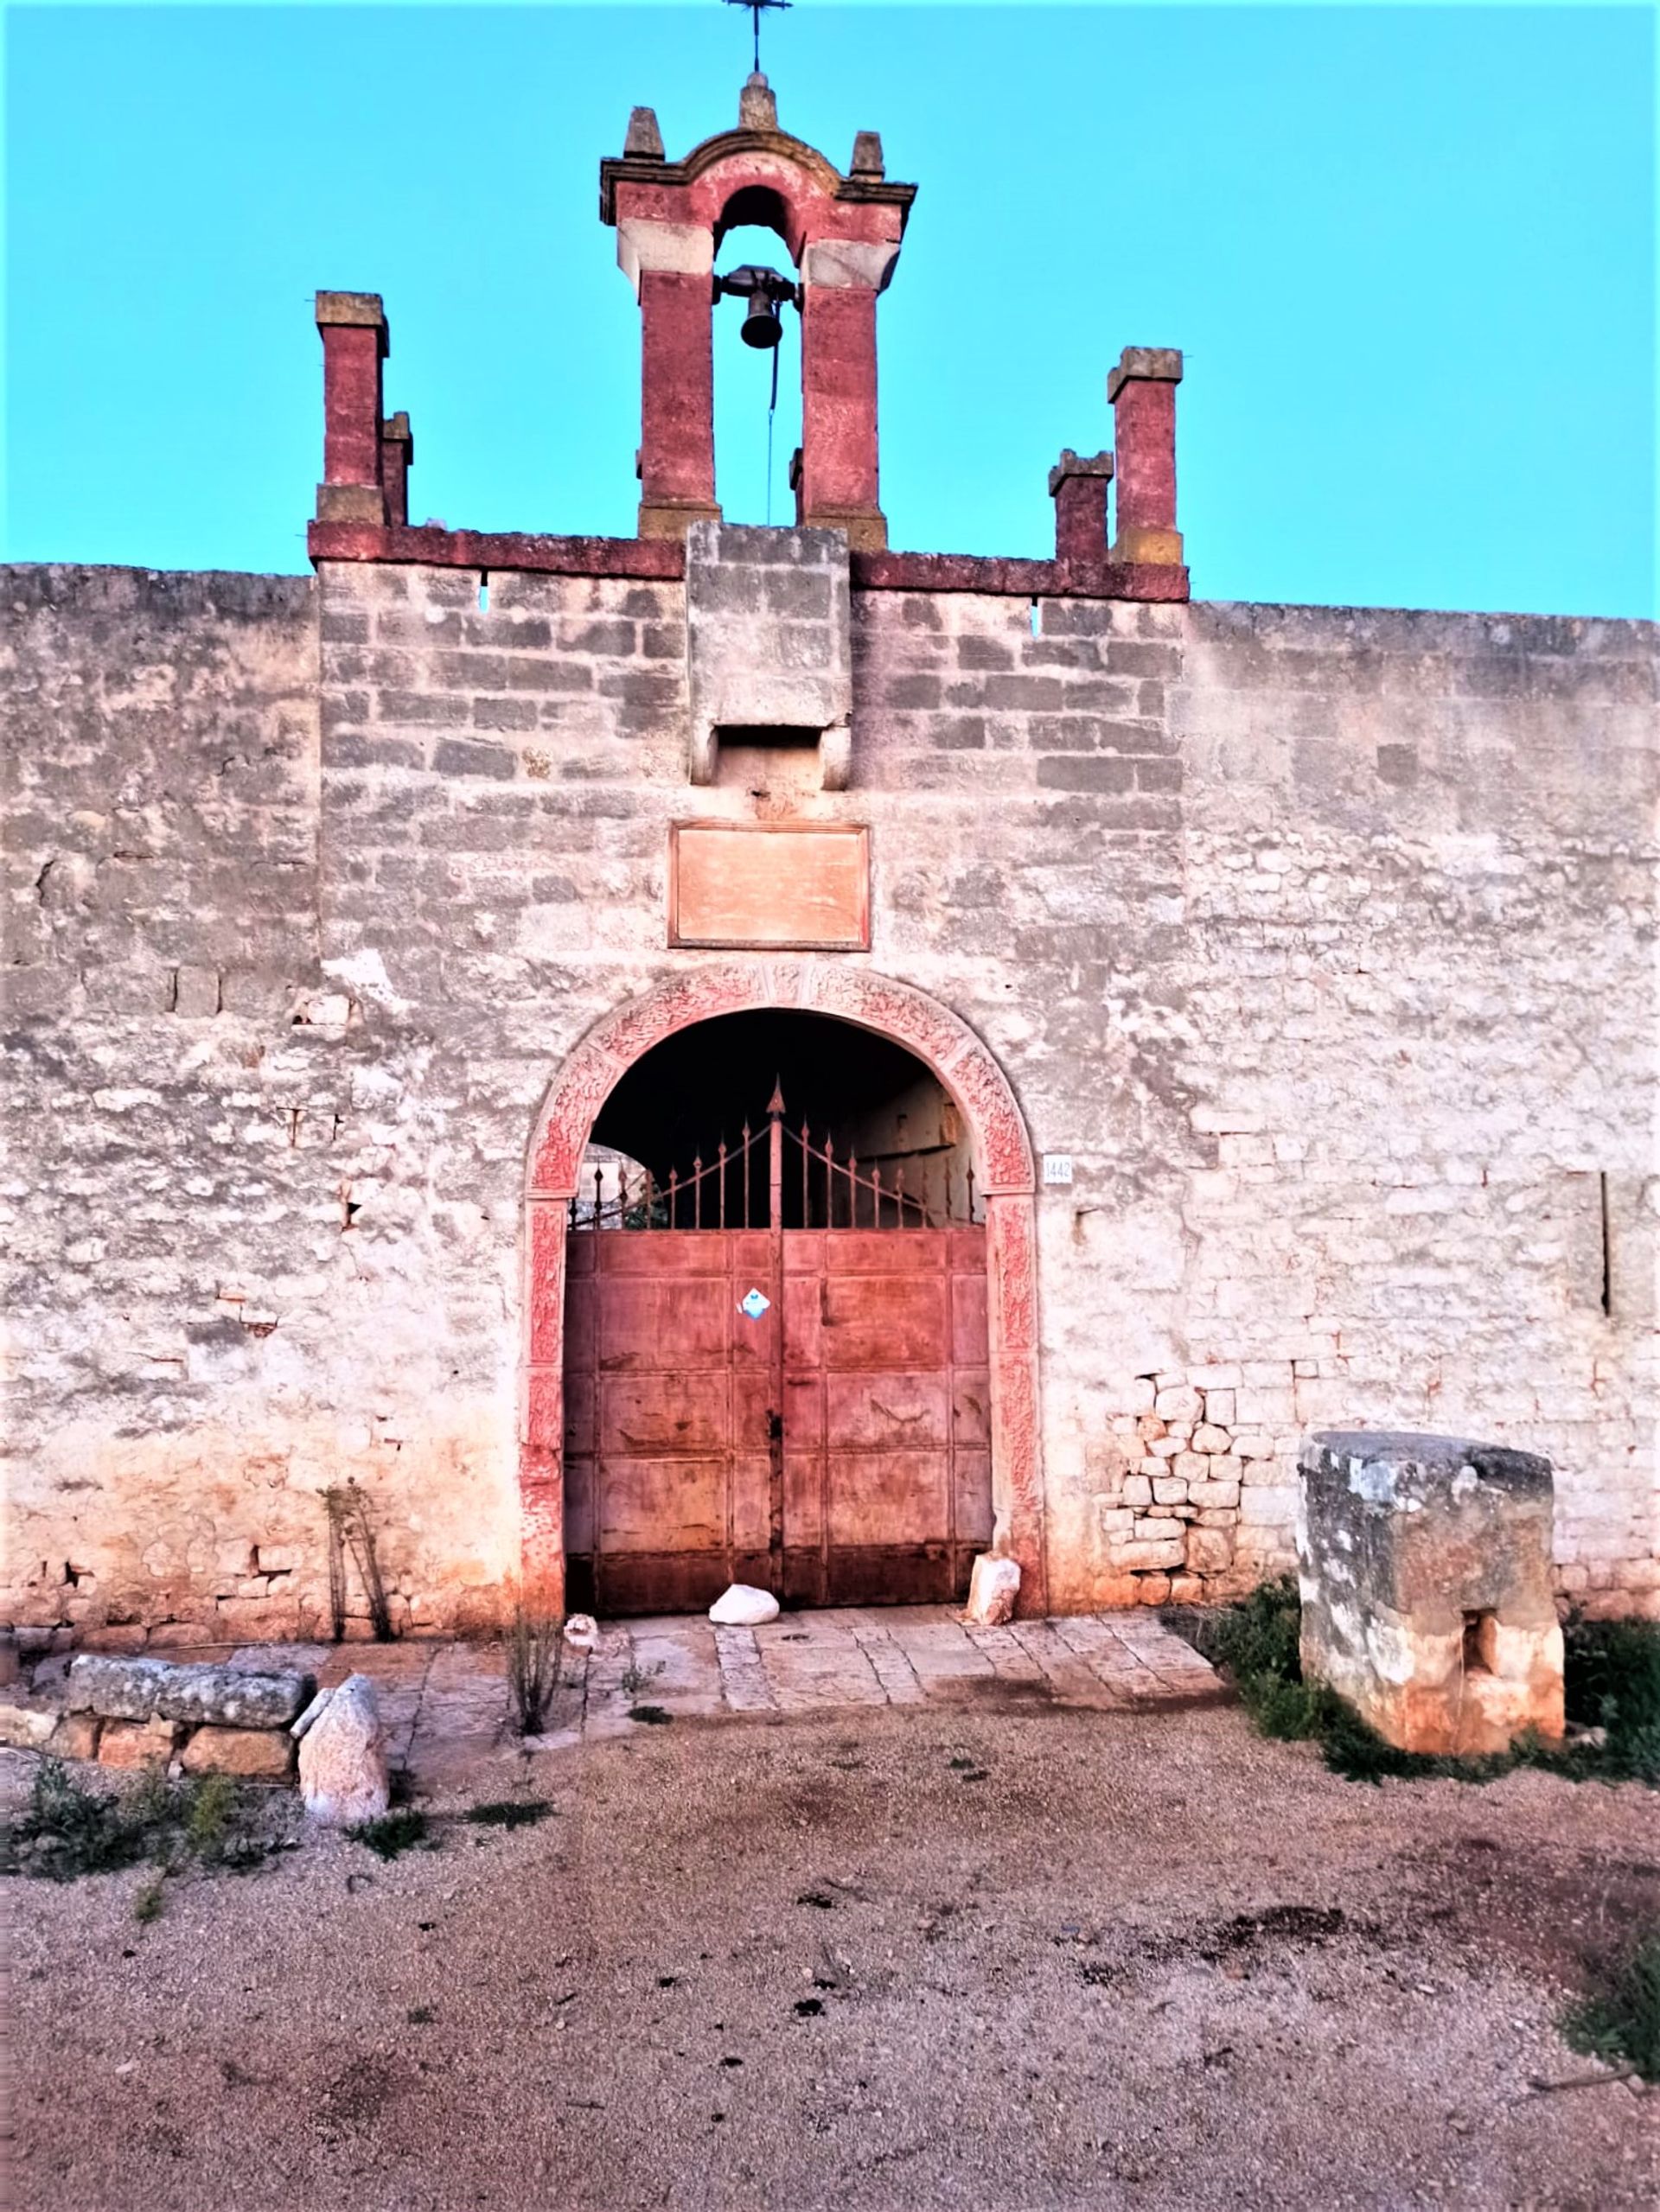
1048 449 1115 570
798 282 884 549
638 270 719 537
1108 347 1184 567
315 292 387 526
379 411 412 528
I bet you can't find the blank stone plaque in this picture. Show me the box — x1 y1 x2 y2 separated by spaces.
668 824 871 951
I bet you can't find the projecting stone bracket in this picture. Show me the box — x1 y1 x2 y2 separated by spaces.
684 521 852 790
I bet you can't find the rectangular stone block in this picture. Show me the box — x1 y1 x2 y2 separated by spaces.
1297 1431 1565 1756
179 1724 296 1779
67 1655 172 1719
98 1715 178 1769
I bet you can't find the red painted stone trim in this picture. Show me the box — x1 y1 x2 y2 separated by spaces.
307 521 1188 603
520 961 1047 1616
308 522 686 578
850 551 1191 602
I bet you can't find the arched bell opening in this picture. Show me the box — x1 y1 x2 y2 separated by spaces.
711 225 802 525
714 182 798 257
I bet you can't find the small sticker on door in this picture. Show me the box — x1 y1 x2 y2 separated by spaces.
739 1288 771 1320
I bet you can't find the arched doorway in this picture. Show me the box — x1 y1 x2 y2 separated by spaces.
522 963 1043 1617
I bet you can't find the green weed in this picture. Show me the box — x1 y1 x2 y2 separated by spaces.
185 1773 237 1861
1563 1930 1660 2084
1182 1579 1659 1788
620 1656 666 1701
3 1761 154 1881
133 1875 166 1924
1562 1616 1660 1782
0 1761 274 1882
348 1808 431 1859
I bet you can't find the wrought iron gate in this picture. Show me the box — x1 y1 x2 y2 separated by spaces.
562 1090 992 1616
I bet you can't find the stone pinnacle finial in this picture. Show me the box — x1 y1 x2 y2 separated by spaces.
740 70 778 131
624 106 665 159
849 131 884 179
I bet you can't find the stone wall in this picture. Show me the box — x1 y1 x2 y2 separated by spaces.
3 557 1654 1638
2 566 348 1640
1171 602 1656 1615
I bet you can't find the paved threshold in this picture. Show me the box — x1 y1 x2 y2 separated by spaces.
182 1607 1224 1787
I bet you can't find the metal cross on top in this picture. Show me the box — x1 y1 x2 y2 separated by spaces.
725 0 791 77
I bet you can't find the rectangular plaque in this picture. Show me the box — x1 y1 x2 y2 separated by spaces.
669 823 870 951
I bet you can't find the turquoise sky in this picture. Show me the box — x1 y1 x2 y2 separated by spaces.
4 3 1654 615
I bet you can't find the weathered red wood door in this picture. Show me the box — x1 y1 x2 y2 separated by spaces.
562 1112 992 1616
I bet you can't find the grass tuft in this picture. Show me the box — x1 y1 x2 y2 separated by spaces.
506 1586 564 1737
185 1773 237 1862
1184 1578 1659 1788
348 1808 431 1859
1563 1931 1660 2084
0 1760 275 1882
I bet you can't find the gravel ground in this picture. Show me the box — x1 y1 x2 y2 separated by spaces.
4 1700 1657 2211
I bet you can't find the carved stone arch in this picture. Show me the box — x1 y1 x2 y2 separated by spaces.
521 960 1045 1617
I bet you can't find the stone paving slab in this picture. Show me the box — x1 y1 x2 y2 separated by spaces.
197 1608 1223 1790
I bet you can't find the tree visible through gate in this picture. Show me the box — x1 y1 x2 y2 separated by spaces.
563 1086 992 1615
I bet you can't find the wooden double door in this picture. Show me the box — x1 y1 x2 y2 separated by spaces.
562 1218 992 1616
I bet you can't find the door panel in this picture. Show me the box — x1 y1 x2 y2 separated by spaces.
599 1277 731 1370
599 1373 729 1456
599 1458 727 1553
784 1226 990 1608
825 1450 949 1547
825 1373 948 1450
952 1370 992 1446
563 1219 992 1615
817 1273 948 1370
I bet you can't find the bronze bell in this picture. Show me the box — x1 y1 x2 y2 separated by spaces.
740 289 784 350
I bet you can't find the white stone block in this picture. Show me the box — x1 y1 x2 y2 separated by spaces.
963 1553 1021 1627
1154 1386 1203 1425
709 1584 781 1627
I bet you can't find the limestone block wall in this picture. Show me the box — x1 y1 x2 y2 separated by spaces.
3 566 344 1640
1172 603 1657 1615
3 555 1654 1640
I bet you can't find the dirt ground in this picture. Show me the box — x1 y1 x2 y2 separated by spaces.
5 1698 1657 2212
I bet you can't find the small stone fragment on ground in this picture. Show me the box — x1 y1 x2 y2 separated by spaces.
290 1686 334 1739
709 1584 781 1627
297 1675 390 1826
963 1553 1021 1627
